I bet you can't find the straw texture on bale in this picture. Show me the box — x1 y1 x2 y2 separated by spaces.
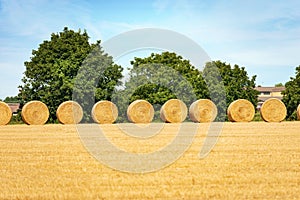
260 98 287 122
297 104 300 120
21 101 49 125
189 99 217 122
127 100 154 123
92 100 118 124
0 101 12 125
56 101 83 124
227 99 255 122
160 99 187 123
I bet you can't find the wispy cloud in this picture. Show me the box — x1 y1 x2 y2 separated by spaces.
0 0 89 98
1 0 300 98
148 0 300 78
0 0 90 39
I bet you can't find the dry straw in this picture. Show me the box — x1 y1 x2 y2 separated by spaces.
260 98 287 122
127 100 154 123
297 104 300 120
160 99 187 123
92 100 118 124
227 99 255 122
21 101 49 125
189 99 217 122
0 101 12 125
56 101 83 124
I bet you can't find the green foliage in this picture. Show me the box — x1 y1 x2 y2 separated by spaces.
202 61 227 121
73 46 123 121
115 52 208 122
129 52 209 103
275 83 284 87
3 96 19 103
206 61 259 108
9 115 24 125
116 53 258 122
253 111 263 121
19 27 123 122
282 65 300 120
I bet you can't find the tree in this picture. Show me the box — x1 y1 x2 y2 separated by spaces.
118 54 258 122
207 61 259 108
19 27 123 122
115 52 258 121
115 52 208 121
203 61 258 120
275 83 284 87
4 96 19 103
282 65 300 120
129 52 209 102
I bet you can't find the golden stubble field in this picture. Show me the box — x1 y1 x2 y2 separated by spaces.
0 122 299 199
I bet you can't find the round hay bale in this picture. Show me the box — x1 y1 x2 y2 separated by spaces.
92 100 118 124
260 98 286 122
0 101 12 125
227 99 255 122
297 104 300 120
56 101 83 124
160 99 187 123
127 100 154 123
21 101 49 125
189 99 217 123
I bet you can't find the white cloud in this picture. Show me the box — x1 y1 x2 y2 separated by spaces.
0 0 91 98
146 0 300 87
1 0 300 98
0 0 89 39
152 0 171 13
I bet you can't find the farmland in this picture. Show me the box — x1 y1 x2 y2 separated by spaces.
0 122 299 199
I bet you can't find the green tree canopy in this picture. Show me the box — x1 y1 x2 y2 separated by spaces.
203 61 258 120
119 52 258 120
207 61 259 107
275 83 284 87
118 53 257 122
114 52 208 121
3 96 19 103
282 65 300 120
128 52 209 104
19 27 123 122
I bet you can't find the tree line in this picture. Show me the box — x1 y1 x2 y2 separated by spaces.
4 27 300 122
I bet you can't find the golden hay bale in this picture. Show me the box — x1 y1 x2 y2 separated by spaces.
56 101 83 124
92 100 118 124
297 104 300 120
227 99 255 122
189 99 217 123
160 99 187 123
260 98 287 122
0 101 12 125
127 100 154 123
21 101 49 125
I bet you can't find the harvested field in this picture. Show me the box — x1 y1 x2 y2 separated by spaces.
0 122 299 199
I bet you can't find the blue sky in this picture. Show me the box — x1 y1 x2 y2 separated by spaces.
1 0 300 99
